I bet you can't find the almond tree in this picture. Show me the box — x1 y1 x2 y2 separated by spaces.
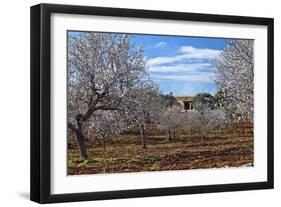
213 40 254 122
158 106 184 141
89 111 127 151
187 108 228 142
211 108 229 132
67 32 147 158
88 110 128 172
122 81 160 149
191 93 228 142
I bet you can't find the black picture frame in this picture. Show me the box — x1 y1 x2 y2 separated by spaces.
30 3 274 204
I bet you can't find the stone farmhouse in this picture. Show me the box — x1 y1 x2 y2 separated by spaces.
175 96 194 111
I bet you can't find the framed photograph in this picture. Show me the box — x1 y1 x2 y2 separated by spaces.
30 3 274 203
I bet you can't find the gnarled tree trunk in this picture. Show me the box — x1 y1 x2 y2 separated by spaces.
68 114 88 159
74 128 88 159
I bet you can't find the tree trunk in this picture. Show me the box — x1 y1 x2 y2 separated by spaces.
75 128 88 159
173 129 176 141
167 128 172 142
102 135 106 173
140 123 147 149
102 136 106 151
201 130 204 143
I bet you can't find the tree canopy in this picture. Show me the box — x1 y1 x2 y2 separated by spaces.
212 40 254 122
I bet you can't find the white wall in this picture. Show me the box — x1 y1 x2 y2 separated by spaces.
0 0 279 206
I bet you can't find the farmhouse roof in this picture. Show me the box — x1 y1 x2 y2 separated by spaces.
175 96 194 102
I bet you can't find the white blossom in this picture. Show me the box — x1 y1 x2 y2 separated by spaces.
213 40 254 122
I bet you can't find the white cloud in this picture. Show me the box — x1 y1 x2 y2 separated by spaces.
147 46 221 66
154 41 167 48
147 54 186 66
179 46 221 59
147 46 221 83
148 63 211 73
152 73 216 83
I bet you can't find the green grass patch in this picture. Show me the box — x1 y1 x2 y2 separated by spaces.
145 156 161 161
239 143 253 150
68 157 101 167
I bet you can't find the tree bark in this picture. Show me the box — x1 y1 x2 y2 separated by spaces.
173 129 176 141
70 114 88 159
102 135 106 173
140 123 147 149
102 135 106 151
167 128 172 142
201 130 204 143
74 128 88 159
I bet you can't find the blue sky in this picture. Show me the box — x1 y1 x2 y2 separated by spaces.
133 34 227 96
68 31 228 96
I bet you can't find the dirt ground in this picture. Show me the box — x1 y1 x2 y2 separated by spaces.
67 123 253 175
